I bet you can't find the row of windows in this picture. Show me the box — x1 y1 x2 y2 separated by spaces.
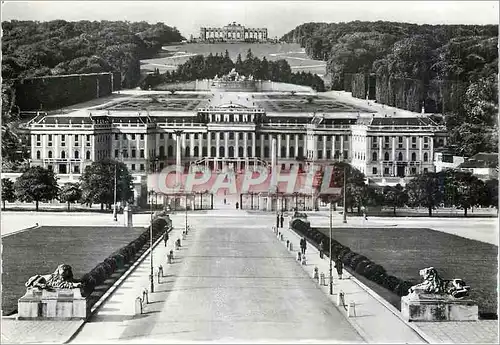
36 150 92 160
370 167 429 175
368 151 429 162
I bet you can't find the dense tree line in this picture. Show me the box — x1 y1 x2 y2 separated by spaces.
281 21 498 156
1 20 184 167
2 160 134 211
142 49 325 91
318 162 498 217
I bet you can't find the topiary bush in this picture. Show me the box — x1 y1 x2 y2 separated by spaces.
349 254 368 270
354 259 372 274
342 251 358 266
394 280 414 296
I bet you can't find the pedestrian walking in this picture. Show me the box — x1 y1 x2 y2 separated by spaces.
300 237 307 255
280 213 284 228
276 214 280 228
163 231 169 247
335 255 344 280
319 240 324 259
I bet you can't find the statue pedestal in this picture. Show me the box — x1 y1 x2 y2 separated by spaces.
18 288 88 320
401 293 478 322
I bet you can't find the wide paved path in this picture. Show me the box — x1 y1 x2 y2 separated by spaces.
72 212 363 343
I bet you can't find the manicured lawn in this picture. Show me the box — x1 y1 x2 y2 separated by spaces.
2 226 145 315
316 227 498 317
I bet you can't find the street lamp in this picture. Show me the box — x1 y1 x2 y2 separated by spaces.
113 149 126 221
329 199 333 295
149 157 159 293
343 166 347 224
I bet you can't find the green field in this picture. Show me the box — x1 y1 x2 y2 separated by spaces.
141 43 327 76
315 227 498 317
1 226 145 315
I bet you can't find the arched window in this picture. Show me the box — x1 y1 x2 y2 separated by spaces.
211 146 216 156
61 151 66 159
159 146 165 158
280 146 286 157
74 151 79 159
86 151 91 160
184 146 190 157
238 147 243 157
219 146 224 157
372 152 377 161
424 152 428 162
167 145 173 157
48 151 53 158
36 151 41 159
398 152 403 161
384 152 389 161
228 146 234 158
194 146 199 157
264 146 270 158
411 152 416 161
202 147 207 156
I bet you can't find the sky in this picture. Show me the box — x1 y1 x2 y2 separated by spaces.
2 1 499 38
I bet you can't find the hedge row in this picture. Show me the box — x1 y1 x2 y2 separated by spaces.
291 220 414 297
80 216 172 297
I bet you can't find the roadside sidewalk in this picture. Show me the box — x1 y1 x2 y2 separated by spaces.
275 225 428 344
67 224 188 343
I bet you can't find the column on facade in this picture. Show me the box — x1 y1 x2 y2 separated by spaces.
391 136 396 176
323 136 327 160
419 136 423 173
340 135 344 161
252 132 256 157
286 134 290 158
331 135 335 161
207 132 211 157
295 134 299 157
224 132 229 158
198 134 203 159
260 135 265 158
215 132 220 158
235 132 239 158
277 134 282 158
406 137 410 175
243 132 248 158
430 136 434 171
378 136 383 176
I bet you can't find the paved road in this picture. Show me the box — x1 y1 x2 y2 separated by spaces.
72 212 364 343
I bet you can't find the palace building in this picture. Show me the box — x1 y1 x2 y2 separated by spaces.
20 77 448 208
199 22 268 42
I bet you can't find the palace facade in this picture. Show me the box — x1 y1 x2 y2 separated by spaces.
199 22 268 42
21 84 448 208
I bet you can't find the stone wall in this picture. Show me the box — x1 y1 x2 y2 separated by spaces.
15 72 121 111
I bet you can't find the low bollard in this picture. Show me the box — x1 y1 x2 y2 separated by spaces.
337 291 344 307
135 297 143 315
182 232 187 240
313 267 319 281
167 250 174 264
158 265 164 277
286 240 290 248
297 251 302 261
348 301 356 317
301 255 307 266
320 273 326 286
289 243 293 251
175 239 181 250
142 288 149 304
280 234 284 241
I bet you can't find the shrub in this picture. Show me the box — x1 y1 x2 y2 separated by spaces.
394 281 414 296
382 275 402 291
370 272 388 285
364 263 386 279
354 259 372 274
342 251 358 266
338 246 351 259
350 255 368 269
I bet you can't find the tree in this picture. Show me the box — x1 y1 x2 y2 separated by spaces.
406 172 443 217
59 182 83 211
483 179 499 210
383 184 408 215
80 159 134 208
14 166 59 211
1 178 16 210
444 170 486 216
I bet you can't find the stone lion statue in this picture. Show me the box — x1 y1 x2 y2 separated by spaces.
25 264 82 291
408 267 470 299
